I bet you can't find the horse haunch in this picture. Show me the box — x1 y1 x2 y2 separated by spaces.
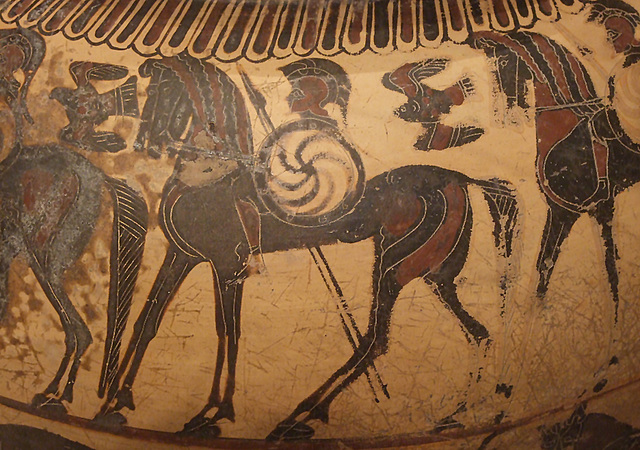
1 144 147 410
104 163 519 438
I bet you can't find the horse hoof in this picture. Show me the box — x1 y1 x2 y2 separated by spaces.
179 416 221 438
115 389 135 411
433 417 464 433
92 411 128 428
31 394 67 416
266 421 315 441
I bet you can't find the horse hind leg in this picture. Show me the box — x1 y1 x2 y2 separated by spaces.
26 176 102 410
536 204 580 299
589 198 620 391
268 185 474 440
427 278 490 346
422 206 490 347
267 245 403 441
268 215 429 441
28 254 91 413
592 199 620 322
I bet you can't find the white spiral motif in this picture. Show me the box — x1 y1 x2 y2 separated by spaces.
254 118 365 227
613 62 640 143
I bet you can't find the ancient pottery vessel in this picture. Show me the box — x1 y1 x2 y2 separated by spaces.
0 0 638 447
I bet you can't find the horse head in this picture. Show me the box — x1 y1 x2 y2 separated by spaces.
0 27 45 127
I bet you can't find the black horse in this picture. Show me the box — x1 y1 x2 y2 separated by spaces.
97 55 519 439
469 25 640 320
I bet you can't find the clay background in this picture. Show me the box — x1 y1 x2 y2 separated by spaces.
0 1 639 447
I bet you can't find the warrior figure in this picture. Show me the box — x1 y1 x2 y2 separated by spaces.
472 0 640 210
279 57 352 125
251 58 365 228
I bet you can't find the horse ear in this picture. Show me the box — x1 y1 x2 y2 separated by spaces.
410 58 449 83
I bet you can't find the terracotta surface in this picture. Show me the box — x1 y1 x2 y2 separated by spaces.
0 0 638 447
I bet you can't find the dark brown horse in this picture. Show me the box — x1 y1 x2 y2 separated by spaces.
97 55 519 439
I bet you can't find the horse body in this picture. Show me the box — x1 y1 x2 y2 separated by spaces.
160 165 476 258
533 69 640 316
471 29 640 318
0 143 102 402
0 138 147 409
0 27 148 411
105 144 518 437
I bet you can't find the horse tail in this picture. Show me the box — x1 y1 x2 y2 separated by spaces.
98 177 148 399
474 179 519 259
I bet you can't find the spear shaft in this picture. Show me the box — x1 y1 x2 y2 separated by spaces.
237 65 389 401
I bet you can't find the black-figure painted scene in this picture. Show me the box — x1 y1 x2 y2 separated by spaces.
0 0 638 448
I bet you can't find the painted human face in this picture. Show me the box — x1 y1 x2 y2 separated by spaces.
604 16 639 53
287 76 330 117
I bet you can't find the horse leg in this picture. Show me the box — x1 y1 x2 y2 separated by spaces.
423 199 489 346
194 273 227 415
180 283 227 435
588 198 621 386
214 280 243 422
183 268 245 435
418 194 490 430
99 244 199 417
428 279 490 345
592 199 620 322
267 232 407 440
536 205 580 299
28 254 91 413
267 185 479 439
0 232 20 319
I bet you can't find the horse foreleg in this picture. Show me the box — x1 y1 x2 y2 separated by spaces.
99 245 198 417
183 272 244 435
536 205 580 299
592 199 620 322
212 280 243 423
201 279 227 410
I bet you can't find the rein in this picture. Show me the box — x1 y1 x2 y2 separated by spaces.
167 141 257 165
535 97 605 112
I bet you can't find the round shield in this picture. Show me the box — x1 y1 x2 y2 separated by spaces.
254 117 366 227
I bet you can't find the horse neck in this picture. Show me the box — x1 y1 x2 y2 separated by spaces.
0 110 24 173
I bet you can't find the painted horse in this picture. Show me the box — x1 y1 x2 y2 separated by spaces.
97 54 519 439
469 5 640 320
0 27 147 411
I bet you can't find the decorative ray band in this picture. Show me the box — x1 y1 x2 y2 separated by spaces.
0 0 583 61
